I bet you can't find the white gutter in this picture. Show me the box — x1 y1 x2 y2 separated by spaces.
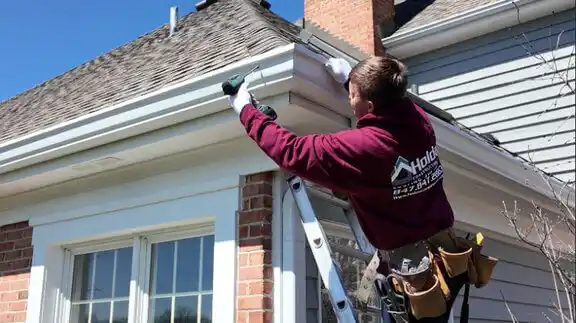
431 113 575 208
383 0 575 59
0 43 298 175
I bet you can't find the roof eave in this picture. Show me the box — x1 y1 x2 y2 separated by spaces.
383 0 575 59
0 43 300 176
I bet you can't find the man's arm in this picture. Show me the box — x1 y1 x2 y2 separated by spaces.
239 103 366 193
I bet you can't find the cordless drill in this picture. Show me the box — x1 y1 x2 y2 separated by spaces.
221 65 278 120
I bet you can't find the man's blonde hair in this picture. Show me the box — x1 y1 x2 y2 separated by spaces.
349 55 408 109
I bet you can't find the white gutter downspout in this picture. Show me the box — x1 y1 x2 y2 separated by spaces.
272 171 285 323
279 182 307 323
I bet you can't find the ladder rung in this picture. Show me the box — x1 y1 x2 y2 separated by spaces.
329 243 373 263
305 184 351 210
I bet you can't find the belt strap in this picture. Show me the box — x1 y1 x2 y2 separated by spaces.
460 284 470 323
356 250 383 305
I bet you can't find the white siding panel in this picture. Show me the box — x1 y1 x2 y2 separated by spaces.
450 238 571 322
405 9 576 183
419 45 576 95
427 71 575 110
490 118 575 144
449 81 575 119
552 172 575 183
537 158 575 174
519 144 576 164
501 131 575 152
461 96 575 128
422 53 575 102
472 106 575 133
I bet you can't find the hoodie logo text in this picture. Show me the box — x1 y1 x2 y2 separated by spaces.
391 145 443 199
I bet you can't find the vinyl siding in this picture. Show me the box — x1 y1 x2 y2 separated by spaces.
404 9 576 185
303 196 570 322
451 229 572 323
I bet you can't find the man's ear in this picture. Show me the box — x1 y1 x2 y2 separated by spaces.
367 101 375 113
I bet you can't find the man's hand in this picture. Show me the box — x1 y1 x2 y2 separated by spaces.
324 58 352 85
228 80 252 114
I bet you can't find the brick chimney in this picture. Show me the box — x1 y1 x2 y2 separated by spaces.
304 0 394 56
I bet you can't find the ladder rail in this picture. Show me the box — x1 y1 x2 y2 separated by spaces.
288 176 393 323
303 182 377 256
288 176 358 322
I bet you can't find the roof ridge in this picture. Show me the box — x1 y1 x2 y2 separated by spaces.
231 0 301 55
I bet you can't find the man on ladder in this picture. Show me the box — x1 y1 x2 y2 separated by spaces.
225 54 496 323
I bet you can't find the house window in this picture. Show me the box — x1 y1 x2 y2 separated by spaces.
64 227 215 323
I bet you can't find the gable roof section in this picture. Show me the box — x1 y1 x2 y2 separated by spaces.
394 0 495 33
0 0 302 145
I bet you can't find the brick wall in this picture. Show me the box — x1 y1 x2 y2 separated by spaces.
304 0 394 56
0 221 33 323
237 172 275 323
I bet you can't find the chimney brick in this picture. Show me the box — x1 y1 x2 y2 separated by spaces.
304 0 394 56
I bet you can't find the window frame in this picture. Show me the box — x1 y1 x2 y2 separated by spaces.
26 186 239 323
59 223 214 323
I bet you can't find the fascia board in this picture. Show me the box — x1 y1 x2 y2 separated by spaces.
383 0 575 59
0 43 299 175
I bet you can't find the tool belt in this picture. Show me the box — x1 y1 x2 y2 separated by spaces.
356 228 498 323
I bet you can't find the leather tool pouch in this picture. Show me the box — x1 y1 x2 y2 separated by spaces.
404 275 447 319
393 261 448 319
435 232 499 288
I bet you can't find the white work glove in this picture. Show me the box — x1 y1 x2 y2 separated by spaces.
324 57 352 84
228 80 252 114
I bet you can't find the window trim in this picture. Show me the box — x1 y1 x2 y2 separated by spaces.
27 186 238 323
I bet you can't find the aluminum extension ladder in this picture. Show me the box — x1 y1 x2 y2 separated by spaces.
286 175 392 323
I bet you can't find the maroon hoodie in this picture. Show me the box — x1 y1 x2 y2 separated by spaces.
238 98 454 250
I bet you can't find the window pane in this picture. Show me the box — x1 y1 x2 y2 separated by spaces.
93 250 115 299
175 238 201 293
200 294 212 323
151 241 175 295
150 297 172 323
112 301 129 323
202 235 214 291
174 296 198 323
72 254 94 301
115 248 133 298
70 304 89 323
70 248 133 323
91 302 111 323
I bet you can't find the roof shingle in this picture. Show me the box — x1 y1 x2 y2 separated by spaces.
395 0 497 33
0 0 302 144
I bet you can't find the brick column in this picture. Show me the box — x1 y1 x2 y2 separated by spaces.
0 221 33 323
237 172 275 323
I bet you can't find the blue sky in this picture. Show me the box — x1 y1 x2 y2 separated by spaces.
0 0 303 102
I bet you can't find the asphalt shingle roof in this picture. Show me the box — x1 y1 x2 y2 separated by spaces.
395 0 497 33
0 0 303 145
